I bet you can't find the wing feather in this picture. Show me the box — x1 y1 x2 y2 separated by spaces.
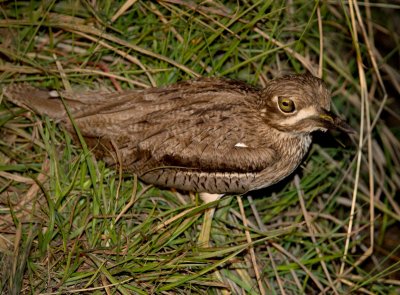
5 78 276 174
131 99 277 173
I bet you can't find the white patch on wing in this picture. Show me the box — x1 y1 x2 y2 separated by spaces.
235 142 248 148
49 90 59 98
281 106 317 126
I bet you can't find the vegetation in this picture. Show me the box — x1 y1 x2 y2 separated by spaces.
0 1 399 294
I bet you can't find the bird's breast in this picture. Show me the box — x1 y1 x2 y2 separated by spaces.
251 134 312 190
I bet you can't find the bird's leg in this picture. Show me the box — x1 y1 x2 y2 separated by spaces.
198 193 224 247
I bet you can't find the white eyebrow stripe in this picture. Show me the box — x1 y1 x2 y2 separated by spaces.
235 142 248 148
281 106 318 125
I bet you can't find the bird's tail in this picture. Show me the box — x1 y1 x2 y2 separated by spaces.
3 84 78 121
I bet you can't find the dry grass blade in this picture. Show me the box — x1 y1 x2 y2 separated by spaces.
236 195 266 295
294 175 339 294
111 0 139 23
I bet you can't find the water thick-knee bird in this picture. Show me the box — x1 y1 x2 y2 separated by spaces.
4 74 352 245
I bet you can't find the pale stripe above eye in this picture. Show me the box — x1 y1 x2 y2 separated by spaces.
280 106 317 125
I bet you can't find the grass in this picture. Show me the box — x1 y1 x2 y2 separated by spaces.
1 0 399 294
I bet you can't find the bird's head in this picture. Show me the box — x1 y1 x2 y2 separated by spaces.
259 74 353 135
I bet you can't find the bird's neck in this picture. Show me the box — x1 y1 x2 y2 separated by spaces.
270 128 312 154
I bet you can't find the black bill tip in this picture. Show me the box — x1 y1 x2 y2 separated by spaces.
319 110 356 134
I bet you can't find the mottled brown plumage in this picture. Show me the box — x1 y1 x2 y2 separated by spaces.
4 74 351 194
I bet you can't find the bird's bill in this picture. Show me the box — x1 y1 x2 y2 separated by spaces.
317 109 355 134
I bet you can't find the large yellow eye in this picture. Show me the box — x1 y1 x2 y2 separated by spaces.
278 97 295 113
